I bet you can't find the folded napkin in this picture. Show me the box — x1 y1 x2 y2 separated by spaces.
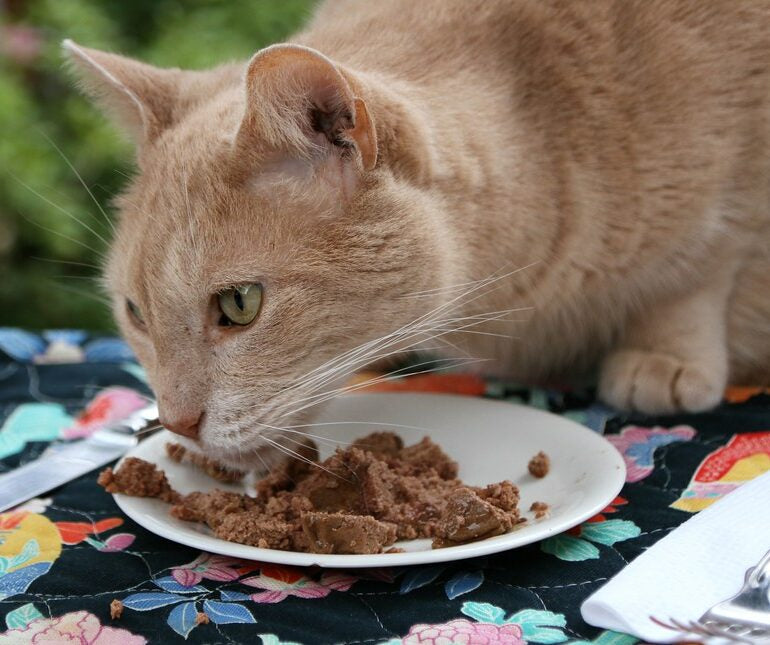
582 469 770 642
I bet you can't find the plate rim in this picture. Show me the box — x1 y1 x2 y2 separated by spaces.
113 392 626 568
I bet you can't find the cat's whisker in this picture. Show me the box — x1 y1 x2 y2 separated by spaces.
285 302 526 398
258 431 351 482
282 354 479 413
281 420 435 434
17 210 108 262
48 280 111 307
30 256 103 271
278 356 489 421
7 172 111 247
279 359 489 422
292 307 526 397
398 264 518 298
38 130 116 236
251 420 358 447
283 264 524 391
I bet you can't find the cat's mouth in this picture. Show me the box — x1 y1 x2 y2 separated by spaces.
195 428 291 473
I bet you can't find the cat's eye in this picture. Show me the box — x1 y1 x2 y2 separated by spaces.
218 283 263 327
126 299 145 327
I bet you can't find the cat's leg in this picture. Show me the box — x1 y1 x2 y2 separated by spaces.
598 271 735 414
727 250 770 385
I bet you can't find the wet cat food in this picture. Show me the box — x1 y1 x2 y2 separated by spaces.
530 500 550 519
528 451 550 478
101 433 537 554
166 442 244 483
98 457 180 503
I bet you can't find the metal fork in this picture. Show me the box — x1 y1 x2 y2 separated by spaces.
652 548 770 643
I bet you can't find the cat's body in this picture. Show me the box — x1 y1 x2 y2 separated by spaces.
64 0 770 465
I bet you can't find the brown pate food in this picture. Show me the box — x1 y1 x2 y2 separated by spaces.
527 451 550 478
100 432 532 554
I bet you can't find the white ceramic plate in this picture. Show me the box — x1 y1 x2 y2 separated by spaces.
114 392 625 568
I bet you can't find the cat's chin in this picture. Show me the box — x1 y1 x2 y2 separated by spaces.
199 438 286 474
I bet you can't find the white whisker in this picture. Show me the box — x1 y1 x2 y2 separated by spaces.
38 130 116 236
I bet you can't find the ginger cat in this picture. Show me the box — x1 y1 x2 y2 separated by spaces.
63 0 770 466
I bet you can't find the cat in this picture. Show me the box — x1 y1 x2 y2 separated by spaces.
63 0 770 467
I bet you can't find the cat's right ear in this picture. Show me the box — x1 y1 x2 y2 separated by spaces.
233 44 377 197
62 39 179 148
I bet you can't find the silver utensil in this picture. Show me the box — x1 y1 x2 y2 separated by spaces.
652 548 770 643
0 403 161 513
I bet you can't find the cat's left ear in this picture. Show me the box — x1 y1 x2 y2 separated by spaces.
234 44 377 193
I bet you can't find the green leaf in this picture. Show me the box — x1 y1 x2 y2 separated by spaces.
5 603 44 630
10 540 40 570
508 609 568 643
593 630 639 645
84 536 106 550
460 601 506 625
541 535 600 561
570 630 639 645
259 635 303 645
579 520 641 546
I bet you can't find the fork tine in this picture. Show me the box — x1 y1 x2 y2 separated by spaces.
692 620 756 644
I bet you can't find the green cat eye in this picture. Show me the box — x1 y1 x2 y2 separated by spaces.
218 283 263 326
126 299 145 326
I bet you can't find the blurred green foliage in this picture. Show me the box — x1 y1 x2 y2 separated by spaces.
0 0 314 330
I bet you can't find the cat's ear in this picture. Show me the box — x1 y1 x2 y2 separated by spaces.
235 44 377 192
62 39 180 146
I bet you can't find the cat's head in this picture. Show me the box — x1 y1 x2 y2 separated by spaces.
63 40 450 467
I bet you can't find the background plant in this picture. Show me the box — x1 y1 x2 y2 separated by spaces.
0 0 314 330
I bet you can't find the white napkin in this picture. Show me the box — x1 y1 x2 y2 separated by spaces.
581 469 770 642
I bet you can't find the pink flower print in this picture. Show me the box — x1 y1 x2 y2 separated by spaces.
607 425 696 482
171 553 244 587
0 610 146 644
241 565 357 603
402 619 525 644
62 388 147 440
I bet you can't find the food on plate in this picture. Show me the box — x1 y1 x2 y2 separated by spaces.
529 500 549 519
101 432 549 554
98 457 179 503
527 451 550 478
166 442 244 483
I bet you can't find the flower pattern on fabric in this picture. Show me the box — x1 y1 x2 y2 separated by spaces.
0 513 62 601
171 553 258 586
241 565 357 603
541 497 641 561
383 603 569 644
399 618 524 644
0 403 73 460
0 328 134 364
2 336 769 644
0 511 135 603
0 610 146 644
606 425 696 482
671 431 770 512
61 387 147 440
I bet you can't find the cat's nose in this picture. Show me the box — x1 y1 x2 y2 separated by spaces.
161 411 202 439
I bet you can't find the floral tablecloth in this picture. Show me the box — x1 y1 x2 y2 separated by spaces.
1 328 769 644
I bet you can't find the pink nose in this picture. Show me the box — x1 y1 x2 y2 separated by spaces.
161 411 203 439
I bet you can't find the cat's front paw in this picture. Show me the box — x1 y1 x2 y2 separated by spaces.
598 349 725 414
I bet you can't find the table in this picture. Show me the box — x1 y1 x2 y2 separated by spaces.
1 328 769 644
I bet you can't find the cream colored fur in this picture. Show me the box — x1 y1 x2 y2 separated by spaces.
63 0 770 464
